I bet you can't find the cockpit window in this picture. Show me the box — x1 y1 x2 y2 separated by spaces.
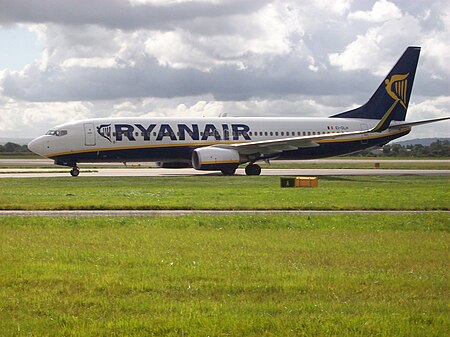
46 129 68 136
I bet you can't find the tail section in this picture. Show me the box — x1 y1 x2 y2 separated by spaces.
331 46 420 121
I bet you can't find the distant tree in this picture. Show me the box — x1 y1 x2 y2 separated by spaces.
0 142 31 153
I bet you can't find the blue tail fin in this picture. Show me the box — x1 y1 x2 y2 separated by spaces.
331 46 420 121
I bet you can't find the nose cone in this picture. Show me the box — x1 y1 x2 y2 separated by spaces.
28 137 45 157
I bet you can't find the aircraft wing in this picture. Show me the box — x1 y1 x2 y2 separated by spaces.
213 115 450 156
214 129 373 155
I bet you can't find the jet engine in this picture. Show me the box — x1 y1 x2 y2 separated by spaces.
192 147 240 171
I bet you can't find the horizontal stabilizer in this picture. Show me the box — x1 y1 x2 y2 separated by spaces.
390 116 450 129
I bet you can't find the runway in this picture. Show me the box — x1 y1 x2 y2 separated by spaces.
1 158 449 177
1 210 447 217
1 158 450 166
1 167 450 178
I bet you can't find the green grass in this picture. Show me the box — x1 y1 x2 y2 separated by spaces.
0 176 448 210
1 214 448 336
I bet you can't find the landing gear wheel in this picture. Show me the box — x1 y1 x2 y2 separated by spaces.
221 168 236 176
70 167 80 177
245 163 261 176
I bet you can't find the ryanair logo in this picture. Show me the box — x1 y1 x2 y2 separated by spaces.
384 73 409 109
97 124 112 142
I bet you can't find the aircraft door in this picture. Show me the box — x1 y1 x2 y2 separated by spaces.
84 123 96 146
360 123 368 144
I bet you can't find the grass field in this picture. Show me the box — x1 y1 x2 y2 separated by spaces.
0 176 448 210
1 214 449 336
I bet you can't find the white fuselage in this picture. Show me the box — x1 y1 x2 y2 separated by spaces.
27 116 409 171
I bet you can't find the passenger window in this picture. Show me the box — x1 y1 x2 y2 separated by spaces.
275 132 278 136
270 132 273 136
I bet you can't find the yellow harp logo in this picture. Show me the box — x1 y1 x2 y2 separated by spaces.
384 73 409 109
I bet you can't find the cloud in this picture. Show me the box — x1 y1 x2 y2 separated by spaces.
0 0 269 30
0 0 449 139
348 0 402 23
329 14 422 75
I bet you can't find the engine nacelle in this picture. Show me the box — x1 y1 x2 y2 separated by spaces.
192 147 240 171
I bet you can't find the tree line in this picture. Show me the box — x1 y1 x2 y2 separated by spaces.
381 140 450 157
0 142 30 153
348 140 450 157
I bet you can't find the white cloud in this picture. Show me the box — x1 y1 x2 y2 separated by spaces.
0 95 94 137
348 0 402 23
62 57 118 68
144 3 302 71
329 15 422 75
406 96 450 138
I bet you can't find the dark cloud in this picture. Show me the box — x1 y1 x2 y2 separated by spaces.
1 53 390 102
0 0 269 30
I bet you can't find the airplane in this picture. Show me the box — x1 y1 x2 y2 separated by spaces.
28 46 449 176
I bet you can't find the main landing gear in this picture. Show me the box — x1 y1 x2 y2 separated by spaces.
221 167 237 176
70 167 80 177
245 163 261 176
220 163 261 176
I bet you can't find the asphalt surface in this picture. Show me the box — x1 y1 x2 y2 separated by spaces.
1 158 450 166
1 158 449 177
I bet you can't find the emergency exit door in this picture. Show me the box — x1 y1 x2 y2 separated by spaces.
84 123 96 146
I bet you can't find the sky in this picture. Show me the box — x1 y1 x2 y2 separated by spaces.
0 0 449 139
